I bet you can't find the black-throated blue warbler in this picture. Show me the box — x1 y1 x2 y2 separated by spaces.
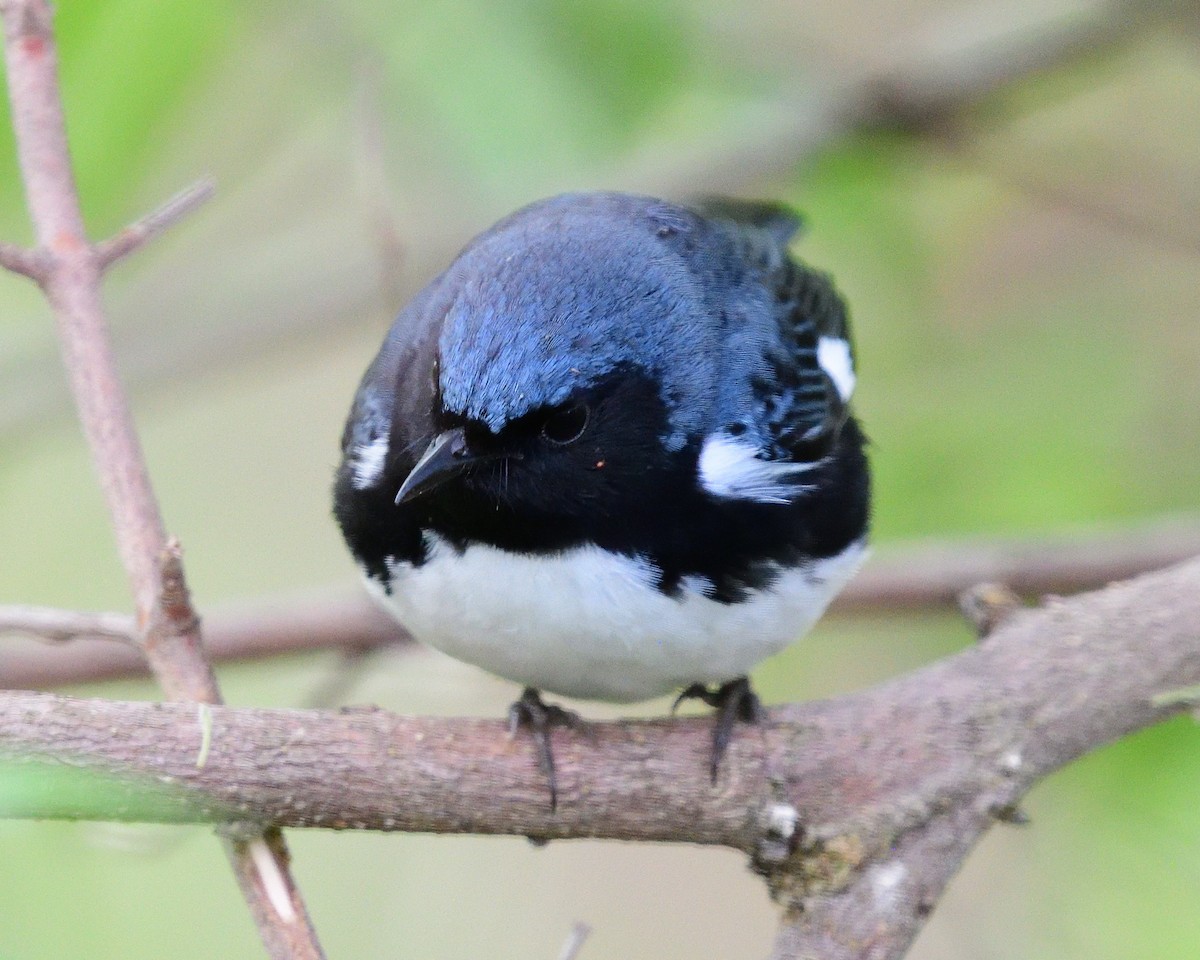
333 192 870 807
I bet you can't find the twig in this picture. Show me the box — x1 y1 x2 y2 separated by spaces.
0 605 136 644
0 240 43 279
302 643 391 709
0 2 323 956
0 587 411 688
95 179 216 269
3 0 195 661
2 556 1198 959
353 65 407 310
556 922 592 960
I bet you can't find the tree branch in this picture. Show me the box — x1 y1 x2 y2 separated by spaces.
3 557 1198 959
0 240 43 278
835 516 1200 612
0 2 322 955
0 604 137 644
0 589 412 688
2 0 205 690
95 179 216 269
5 519 1197 690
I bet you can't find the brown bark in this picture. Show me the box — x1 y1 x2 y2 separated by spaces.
3 555 1198 959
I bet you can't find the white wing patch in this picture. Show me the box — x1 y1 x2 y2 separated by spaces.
817 336 855 402
698 434 816 505
351 435 390 490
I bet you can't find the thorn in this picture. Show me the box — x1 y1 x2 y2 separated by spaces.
958 582 1023 638
556 921 592 960
990 802 1031 825
248 837 297 923
195 703 213 769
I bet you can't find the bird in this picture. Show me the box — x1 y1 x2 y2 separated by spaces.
333 191 870 808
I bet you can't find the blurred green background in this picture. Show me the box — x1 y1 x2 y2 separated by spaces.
1 0 1198 957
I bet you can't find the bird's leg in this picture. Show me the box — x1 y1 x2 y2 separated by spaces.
507 687 583 812
672 676 764 783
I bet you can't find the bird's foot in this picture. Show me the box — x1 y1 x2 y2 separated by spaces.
508 687 583 812
672 676 764 783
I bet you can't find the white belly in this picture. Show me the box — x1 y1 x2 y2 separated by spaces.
366 534 867 703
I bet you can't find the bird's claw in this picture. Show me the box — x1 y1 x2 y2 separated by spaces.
673 676 764 782
508 687 583 812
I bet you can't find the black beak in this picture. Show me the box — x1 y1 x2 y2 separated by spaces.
395 427 496 504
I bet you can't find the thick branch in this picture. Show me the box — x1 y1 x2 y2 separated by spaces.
3 557 1198 959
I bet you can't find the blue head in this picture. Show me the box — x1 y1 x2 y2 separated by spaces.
431 192 773 451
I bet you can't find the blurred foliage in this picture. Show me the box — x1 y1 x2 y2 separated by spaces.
1 1 1198 959
0 759 205 823
0 1 238 237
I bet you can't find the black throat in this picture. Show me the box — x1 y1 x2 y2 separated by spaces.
333 379 868 604
335 374 869 603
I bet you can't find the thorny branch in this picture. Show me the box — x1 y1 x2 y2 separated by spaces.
2 557 1198 960
0 1 323 957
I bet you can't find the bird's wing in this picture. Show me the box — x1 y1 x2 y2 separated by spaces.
694 198 856 464
691 196 805 249
760 255 855 461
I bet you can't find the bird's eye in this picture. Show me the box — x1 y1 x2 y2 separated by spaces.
541 404 589 446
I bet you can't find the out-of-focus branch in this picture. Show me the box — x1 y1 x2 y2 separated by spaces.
6 519 1196 690
95 180 216 269
556 923 591 960
625 0 1173 195
0 2 323 956
0 605 136 644
353 65 407 311
0 240 44 278
835 516 1200 612
0 589 411 688
3 556 1199 960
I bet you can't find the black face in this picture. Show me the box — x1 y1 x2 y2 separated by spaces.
336 368 869 603
413 370 689 555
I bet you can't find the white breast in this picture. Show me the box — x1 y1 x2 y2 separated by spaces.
365 534 867 703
